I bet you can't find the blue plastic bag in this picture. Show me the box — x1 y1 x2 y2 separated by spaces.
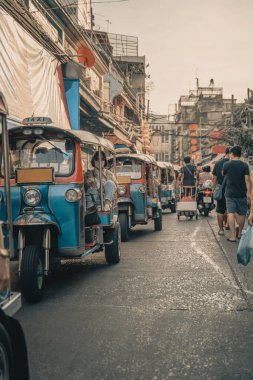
237 225 252 266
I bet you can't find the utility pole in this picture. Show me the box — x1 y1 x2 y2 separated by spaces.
231 94 234 126
199 116 202 162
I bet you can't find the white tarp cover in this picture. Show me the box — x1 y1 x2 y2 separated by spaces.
0 9 71 129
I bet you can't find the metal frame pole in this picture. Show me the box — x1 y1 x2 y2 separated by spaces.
98 146 104 211
0 93 14 259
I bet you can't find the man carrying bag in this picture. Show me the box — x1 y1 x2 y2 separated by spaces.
212 147 230 235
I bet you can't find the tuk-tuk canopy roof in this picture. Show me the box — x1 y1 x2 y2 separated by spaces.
116 153 157 164
4 125 114 151
173 164 181 172
156 161 174 169
70 130 114 151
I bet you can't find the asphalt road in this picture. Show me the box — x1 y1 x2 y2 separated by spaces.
13 212 253 380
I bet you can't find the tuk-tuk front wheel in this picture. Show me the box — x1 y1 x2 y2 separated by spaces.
20 245 44 303
154 209 162 231
119 212 129 242
0 323 14 380
104 222 121 264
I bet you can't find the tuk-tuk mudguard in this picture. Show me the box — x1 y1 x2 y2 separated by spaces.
117 197 133 212
13 213 61 233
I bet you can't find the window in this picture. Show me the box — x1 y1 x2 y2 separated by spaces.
6 137 74 177
116 158 142 179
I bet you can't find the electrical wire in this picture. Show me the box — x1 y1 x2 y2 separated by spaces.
1 0 143 127
0 0 129 16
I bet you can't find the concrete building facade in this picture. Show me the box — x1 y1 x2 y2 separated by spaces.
175 79 236 164
149 115 176 163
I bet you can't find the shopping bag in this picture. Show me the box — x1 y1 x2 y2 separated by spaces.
213 184 223 200
237 225 252 266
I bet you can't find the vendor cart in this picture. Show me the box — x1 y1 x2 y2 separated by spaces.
177 186 198 220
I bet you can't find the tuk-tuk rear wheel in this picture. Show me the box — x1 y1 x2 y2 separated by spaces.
20 245 44 303
119 212 129 242
0 323 14 380
154 209 162 231
104 222 121 264
170 204 176 213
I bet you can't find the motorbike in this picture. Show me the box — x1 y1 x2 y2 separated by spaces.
197 180 215 216
0 117 121 303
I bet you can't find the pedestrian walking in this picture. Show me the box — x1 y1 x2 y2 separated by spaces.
212 147 230 235
222 146 251 242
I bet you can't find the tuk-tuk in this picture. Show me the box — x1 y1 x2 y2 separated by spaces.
0 118 121 303
0 92 29 378
113 153 162 241
157 161 177 213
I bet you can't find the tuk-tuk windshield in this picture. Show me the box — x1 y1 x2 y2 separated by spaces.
116 158 142 179
5 137 74 177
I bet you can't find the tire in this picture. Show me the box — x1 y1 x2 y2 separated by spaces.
170 204 176 213
204 209 209 217
20 245 44 303
177 214 180 220
154 209 162 231
0 323 14 380
196 214 198 220
104 222 121 264
119 212 129 242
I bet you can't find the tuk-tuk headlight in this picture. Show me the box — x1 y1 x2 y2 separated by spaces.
118 185 126 196
139 185 146 193
23 188 41 206
65 188 82 202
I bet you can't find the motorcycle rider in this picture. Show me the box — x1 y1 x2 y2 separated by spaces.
198 166 213 188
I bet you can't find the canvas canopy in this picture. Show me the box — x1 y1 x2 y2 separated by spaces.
0 9 70 129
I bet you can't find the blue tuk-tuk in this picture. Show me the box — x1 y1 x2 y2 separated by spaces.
113 153 162 241
157 161 177 213
0 118 121 303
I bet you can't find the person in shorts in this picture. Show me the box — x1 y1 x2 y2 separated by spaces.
223 146 251 242
212 148 230 235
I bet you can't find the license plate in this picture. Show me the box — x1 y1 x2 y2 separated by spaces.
203 197 211 203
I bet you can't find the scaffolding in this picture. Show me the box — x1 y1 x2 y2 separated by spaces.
108 33 138 57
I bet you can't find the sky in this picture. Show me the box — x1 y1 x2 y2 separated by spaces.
93 0 253 115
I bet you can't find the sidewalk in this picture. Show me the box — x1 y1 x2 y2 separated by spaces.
208 216 253 307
